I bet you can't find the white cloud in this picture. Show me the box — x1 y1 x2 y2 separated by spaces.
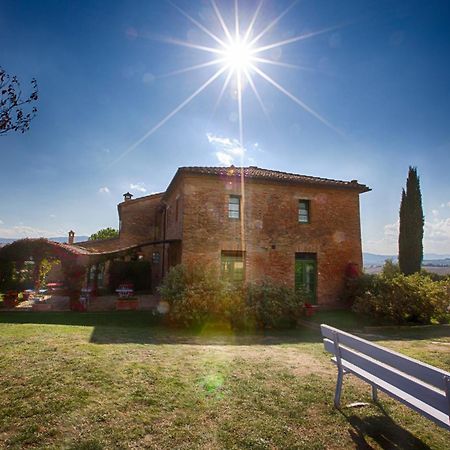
0 219 3 225
383 221 398 237
99 187 110 194
49 214 56 219
206 132 246 166
0 225 55 239
424 218 450 245
130 183 147 193
432 209 439 217
215 151 234 165
364 221 399 254
365 215 450 254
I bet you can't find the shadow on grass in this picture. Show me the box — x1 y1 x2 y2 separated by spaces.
341 405 431 450
1 310 448 345
361 324 450 342
88 325 321 345
0 311 321 345
0 311 159 328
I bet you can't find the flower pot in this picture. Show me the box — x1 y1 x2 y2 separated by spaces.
32 303 52 311
116 298 139 311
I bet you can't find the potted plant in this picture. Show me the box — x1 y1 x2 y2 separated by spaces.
115 283 139 310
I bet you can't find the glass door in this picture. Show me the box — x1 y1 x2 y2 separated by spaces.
295 253 317 304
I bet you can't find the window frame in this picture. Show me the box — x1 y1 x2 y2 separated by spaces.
221 250 245 283
152 252 160 264
228 195 241 220
298 199 311 224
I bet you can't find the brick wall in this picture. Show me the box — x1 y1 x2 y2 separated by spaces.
180 173 365 306
118 193 164 244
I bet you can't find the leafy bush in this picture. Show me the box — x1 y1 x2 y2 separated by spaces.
159 265 243 327
159 264 305 329
341 273 377 307
381 259 400 279
352 272 450 324
89 227 119 241
421 269 449 282
245 282 304 328
0 260 34 291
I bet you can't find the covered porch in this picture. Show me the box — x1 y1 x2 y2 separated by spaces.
0 237 180 311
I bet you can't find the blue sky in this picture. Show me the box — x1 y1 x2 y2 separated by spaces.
1 0 450 254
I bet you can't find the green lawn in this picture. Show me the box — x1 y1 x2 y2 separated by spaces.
0 312 449 449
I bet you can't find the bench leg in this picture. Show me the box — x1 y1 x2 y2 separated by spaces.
334 369 344 408
371 385 378 403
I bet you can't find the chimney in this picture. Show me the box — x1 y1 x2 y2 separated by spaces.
68 230 75 245
123 192 133 202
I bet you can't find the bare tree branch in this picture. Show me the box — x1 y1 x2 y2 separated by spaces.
0 67 39 136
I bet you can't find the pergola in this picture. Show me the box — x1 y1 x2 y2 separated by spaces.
0 237 180 310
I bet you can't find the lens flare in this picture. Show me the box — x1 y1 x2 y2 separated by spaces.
112 0 345 166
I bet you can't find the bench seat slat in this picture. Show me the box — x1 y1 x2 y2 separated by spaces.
321 324 449 390
330 357 450 430
323 338 448 415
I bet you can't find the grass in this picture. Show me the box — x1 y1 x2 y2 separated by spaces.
0 311 449 449
305 309 377 330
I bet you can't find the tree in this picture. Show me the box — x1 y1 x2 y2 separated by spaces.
89 227 119 241
0 67 38 136
398 166 424 275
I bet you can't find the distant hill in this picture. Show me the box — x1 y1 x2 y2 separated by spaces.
363 252 450 267
0 236 89 245
363 253 397 266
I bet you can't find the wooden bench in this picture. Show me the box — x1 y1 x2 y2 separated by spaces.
321 324 450 431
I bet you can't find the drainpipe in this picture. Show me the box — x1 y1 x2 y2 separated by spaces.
161 203 167 279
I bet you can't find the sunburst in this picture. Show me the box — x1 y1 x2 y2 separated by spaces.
113 0 343 165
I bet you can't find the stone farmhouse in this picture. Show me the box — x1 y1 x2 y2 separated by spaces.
73 166 370 306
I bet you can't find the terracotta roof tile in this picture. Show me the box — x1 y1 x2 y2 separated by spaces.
177 166 370 192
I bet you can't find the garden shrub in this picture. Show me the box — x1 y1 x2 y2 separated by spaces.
352 272 450 324
0 260 34 291
159 264 230 327
341 273 377 307
381 259 401 279
159 264 305 329
245 281 304 328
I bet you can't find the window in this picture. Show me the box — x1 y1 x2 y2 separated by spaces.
228 195 240 219
298 199 310 223
152 252 160 264
221 251 245 282
175 197 180 222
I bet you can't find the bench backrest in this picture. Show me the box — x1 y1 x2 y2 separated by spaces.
321 324 450 419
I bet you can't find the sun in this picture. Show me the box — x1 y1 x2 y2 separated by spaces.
113 1 343 165
221 38 254 72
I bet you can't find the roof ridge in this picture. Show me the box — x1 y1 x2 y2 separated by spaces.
178 166 369 190
119 191 165 205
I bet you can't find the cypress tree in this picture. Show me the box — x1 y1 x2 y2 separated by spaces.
398 166 424 275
